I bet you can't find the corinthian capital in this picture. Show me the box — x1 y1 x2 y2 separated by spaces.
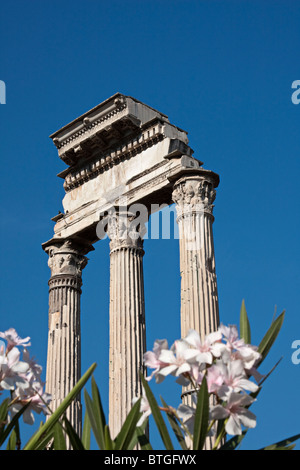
106 210 146 253
44 239 93 278
172 176 216 217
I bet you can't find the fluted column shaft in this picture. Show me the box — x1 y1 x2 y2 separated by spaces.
172 175 219 449
44 239 92 437
172 175 219 340
107 211 146 439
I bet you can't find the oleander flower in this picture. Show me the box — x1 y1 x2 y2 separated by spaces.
212 359 259 399
143 339 169 383
177 403 196 435
10 381 51 425
0 328 31 353
158 340 194 379
219 324 261 370
210 392 257 435
132 389 151 427
183 329 224 365
0 346 30 392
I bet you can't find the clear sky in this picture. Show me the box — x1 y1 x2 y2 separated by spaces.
0 0 299 450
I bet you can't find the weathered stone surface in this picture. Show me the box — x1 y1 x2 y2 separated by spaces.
106 211 146 438
44 239 93 440
43 95 220 444
47 93 203 243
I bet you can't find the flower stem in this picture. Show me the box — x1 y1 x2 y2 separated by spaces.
212 423 226 450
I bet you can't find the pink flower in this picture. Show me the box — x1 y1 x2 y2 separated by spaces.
214 360 259 399
10 382 51 425
158 340 193 379
184 329 223 365
0 347 30 391
132 390 151 427
144 339 169 383
210 392 257 435
0 328 31 353
206 364 225 394
219 324 245 352
219 324 261 370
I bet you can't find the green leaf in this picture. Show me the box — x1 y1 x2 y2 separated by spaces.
160 396 188 450
239 299 251 344
82 409 91 450
0 398 10 427
104 425 114 450
24 362 97 450
258 311 285 364
64 416 85 450
219 430 247 450
53 422 67 450
91 375 106 446
114 398 142 450
140 374 174 450
0 398 10 445
6 428 17 450
83 376 106 449
193 376 209 450
259 433 300 450
0 401 30 447
127 418 152 450
84 389 104 449
134 425 153 450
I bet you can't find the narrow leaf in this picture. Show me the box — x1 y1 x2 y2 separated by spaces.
219 430 247 450
114 398 142 450
104 425 114 450
91 375 106 447
135 426 153 450
141 374 174 450
64 416 85 450
160 396 188 450
127 419 152 450
258 311 285 364
0 402 30 447
82 409 91 450
0 398 10 427
84 389 104 449
6 428 17 450
24 363 96 450
53 422 67 450
193 376 209 450
240 299 251 344
259 433 300 450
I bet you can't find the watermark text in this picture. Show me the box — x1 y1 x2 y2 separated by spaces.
291 340 300 365
0 80 6 104
291 80 300 105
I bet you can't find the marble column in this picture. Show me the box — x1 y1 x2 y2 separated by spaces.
172 170 219 450
172 174 219 449
44 239 93 436
172 174 219 341
106 210 146 439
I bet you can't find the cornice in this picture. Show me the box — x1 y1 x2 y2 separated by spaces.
62 119 166 192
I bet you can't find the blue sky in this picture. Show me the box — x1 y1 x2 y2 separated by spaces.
0 0 299 450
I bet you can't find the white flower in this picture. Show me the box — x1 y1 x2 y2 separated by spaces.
184 329 223 365
0 328 31 352
219 324 261 370
144 339 169 383
10 382 51 425
210 392 257 435
212 359 259 399
158 340 193 379
132 390 151 427
0 347 30 391
177 403 196 435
